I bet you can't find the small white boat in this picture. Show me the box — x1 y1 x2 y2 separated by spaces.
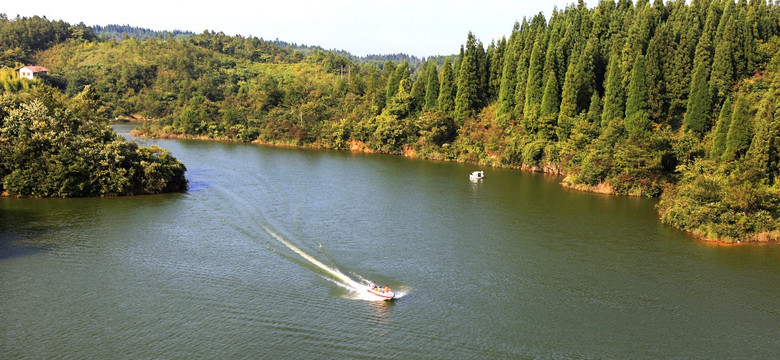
469 171 485 180
367 286 395 300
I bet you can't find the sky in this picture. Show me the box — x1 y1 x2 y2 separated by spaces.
3 0 599 58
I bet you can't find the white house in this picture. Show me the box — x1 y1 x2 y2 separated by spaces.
18 65 49 80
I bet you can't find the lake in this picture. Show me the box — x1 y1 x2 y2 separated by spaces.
1 124 778 358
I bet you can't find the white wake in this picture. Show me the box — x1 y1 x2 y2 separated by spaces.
261 224 403 301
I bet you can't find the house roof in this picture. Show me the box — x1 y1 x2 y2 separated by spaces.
20 65 50 73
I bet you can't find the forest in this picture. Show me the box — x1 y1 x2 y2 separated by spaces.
1 0 779 242
0 16 188 197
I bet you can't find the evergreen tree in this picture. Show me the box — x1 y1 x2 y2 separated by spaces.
497 21 522 118
488 38 506 103
710 96 732 159
601 52 624 128
620 1 653 92
454 32 485 125
645 22 670 124
723 91 753 161
385 61 409 106
558 54 580 125
540 72 561 140
438 57 456 113
667 8 700 127
586 92 602 125
542 23 562 101
625 54 650 136
514 14 545 120
523 31 547 122
540 71 560 119
684 7 719 137
423 61 439 111
746 88 780 182
709 3 736 115
736 5 756 79
410 66 427 113
513 37 531 119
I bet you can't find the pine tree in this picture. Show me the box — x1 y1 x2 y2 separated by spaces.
557 54 579 125
684 7 718 137
736 5 756 79
625 54 650 136
539 71 560 119
423 61 439 111
488 37 506 103
454 32 485 125
601 52 624 128
497 21 522 118
587 92 601 125
620 1 653 92
410 66 427 114
746 88 780 182
542 23 562 101
514 15 545 120
709 3 736 115
438 57 456 113
523 31 547 122
710 96 732 159
513 36 531 119
667 8 699 127
723 91 753 161
386 61 409 106
645 22 670 124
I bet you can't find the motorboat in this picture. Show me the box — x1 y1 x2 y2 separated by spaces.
469 170 485 180
367 286 395 300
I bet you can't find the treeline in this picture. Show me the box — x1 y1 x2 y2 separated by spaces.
0 14 96 67
3 1 779 241
93 24 194 41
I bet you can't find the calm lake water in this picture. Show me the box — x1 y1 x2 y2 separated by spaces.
2 124 779 358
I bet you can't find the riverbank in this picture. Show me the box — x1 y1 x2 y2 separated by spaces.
129 127 777 245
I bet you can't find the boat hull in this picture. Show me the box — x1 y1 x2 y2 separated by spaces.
367 288 395 300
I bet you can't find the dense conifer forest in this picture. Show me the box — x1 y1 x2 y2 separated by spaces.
1 0 779 242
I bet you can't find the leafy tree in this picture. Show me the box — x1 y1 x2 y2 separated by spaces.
0 90 186 197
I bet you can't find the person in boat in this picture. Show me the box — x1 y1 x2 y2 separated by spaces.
384 285 391 293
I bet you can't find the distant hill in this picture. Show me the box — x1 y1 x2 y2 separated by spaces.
92 24 449 70
93 24 195 41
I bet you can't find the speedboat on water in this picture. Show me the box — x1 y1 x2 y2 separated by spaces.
367 285 395 300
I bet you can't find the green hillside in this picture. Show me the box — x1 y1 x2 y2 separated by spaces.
2 1 779 242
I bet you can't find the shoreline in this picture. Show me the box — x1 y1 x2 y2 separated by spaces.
130 129 776 245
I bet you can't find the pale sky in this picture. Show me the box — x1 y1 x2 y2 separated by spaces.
3 0 598 57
